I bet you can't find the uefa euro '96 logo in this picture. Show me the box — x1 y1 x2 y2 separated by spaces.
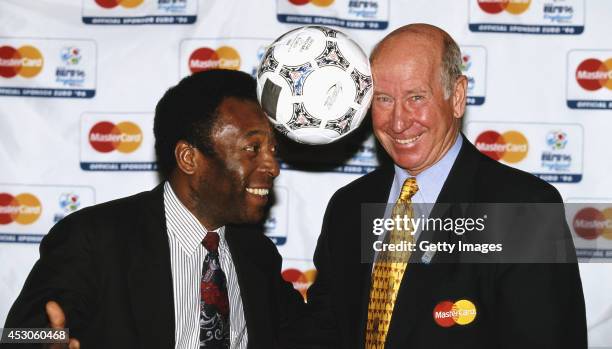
0 45 43 78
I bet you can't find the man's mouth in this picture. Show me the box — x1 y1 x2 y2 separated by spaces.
394 133 422 145
246 187 270 196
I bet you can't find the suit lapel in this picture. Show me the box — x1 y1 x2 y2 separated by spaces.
127 184 175 349
225 225 270 347
386 134 481 344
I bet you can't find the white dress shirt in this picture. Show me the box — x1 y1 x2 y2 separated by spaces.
163 181 248 349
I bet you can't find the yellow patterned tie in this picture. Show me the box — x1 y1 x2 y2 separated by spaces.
366 177 419 349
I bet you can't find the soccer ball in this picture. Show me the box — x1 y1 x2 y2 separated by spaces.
256 25 373 145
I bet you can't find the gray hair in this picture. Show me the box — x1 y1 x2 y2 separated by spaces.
440 34 462 99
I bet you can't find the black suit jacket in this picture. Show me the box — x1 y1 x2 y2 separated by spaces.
304 135 587 349
3 184 304 349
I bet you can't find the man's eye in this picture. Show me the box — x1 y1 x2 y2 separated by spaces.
245 144 260 152
411 95 424 101
375 95 392 103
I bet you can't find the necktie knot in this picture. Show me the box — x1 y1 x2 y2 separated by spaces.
202 231 220 253
399 177 418 202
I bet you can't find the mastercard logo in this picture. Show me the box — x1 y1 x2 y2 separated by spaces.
0 45 44 78
89 121 143 153
575 58 612 91
475 130 528 163
0 193 42 225
433 299 477 327
477 0 531 15
282 268 317 300
94 0 144 9
573 207 612 240
288 0 335 7
189 46 241 73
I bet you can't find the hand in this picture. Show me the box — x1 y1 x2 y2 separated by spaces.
45 301 80 349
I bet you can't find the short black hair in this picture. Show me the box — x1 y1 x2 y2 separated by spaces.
154 69 258 179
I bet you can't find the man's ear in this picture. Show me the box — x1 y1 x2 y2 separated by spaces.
452 75 468 119
174 140 199 175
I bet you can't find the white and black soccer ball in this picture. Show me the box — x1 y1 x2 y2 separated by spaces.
256 25 373 145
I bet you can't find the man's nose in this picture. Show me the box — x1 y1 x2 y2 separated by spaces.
260 149 280 178
391 103 413 134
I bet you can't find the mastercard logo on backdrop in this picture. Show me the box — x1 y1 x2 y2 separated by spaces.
0 193 42 225
575 58 612 91
288 0 335 7
282 268 317 300
475 130 529 163
189 46 241 73
0 45 44 78
573 207 612 240
477 0 531 15
88 121 143 153
94 0 144 9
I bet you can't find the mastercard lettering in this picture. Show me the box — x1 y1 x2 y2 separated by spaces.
89 121 143 153
189 47 241 73
0 193 42 225
0 45 44 78
573 207 612 240
475 130 528 163
477 0 531 15
576 58 612 91
433 299 477 327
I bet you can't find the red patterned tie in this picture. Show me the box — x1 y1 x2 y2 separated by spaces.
200 231 230 348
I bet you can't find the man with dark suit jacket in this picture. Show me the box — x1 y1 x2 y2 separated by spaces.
3 70 304 348
303 24 588 348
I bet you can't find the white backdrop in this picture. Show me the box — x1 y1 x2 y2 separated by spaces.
1 0 611 346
